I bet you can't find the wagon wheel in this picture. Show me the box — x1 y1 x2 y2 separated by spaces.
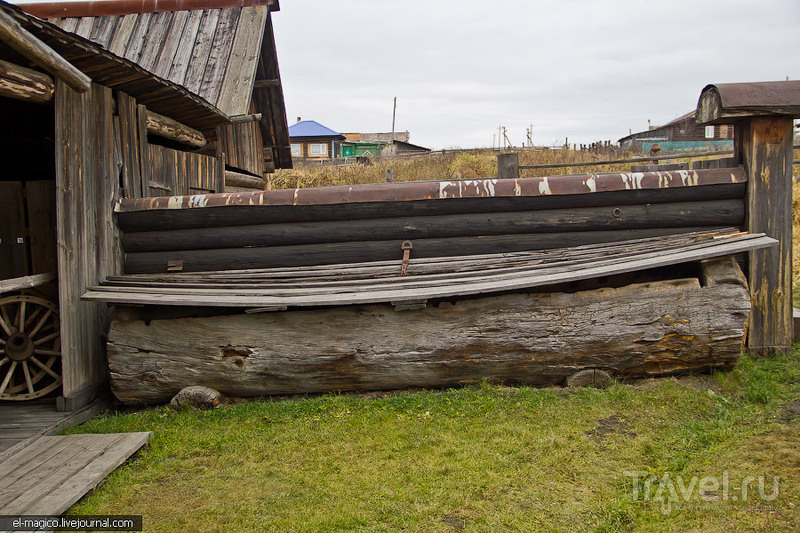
0 294 61 401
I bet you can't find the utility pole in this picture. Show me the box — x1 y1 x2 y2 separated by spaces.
498 125 502 150
502 127 512 149
391 97 397 143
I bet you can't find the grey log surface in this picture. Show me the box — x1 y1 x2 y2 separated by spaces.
224 169 266 190
106 256 751 405
0 9 91 93
120 199 744 253
145 109 207 148
0 59 54 103
116 183 746 232
122 227 724 273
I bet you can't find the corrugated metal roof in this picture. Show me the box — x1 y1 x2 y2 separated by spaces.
288 120 345 139
48 5 269 116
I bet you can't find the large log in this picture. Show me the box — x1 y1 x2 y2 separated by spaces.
224 169 266 190
0 59 54 103
121 199 744 253
0 9 91 93
145 109 207 148
123 226 725 273
116 183 746 233
106 256 750 404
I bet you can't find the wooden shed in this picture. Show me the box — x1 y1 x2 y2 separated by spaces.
0 0 290 410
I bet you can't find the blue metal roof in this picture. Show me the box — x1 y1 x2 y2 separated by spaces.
288 120 345 139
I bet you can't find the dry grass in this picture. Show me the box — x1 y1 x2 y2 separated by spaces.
269 149 725 190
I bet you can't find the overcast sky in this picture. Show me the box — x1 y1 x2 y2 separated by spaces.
272 0 799 150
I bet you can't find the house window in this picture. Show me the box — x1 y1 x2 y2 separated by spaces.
309 143 327 155
705 126 715 139
291 143 302 156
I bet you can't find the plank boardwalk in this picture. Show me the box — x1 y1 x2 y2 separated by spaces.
0 432 151 516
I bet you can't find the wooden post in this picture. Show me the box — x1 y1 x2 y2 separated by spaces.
739 117 794 355
497 152 519 179
697 81 800 355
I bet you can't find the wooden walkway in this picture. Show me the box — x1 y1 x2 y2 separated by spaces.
0 432 151 515
0 398 108 455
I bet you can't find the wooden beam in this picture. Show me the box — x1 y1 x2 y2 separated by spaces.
253 79 280 88
0 59 53 104
0 9 91 93
229 113 262 124
497 152 519 178
224 170 266 190
0 272 55 295
145 109 207 149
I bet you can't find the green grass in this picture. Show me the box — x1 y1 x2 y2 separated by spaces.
65 351 800 532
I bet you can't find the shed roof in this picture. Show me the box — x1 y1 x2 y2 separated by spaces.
44 5 273 117
0 1 230 130
289 120 346 140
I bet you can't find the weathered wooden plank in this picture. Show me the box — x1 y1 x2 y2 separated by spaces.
151 11 189 79
223 169 266 190
136 11 173 72
183 9 221 94
106 258 751 404
89 15 119 48
123 12 153 63
89 232 776 307
167 9 204 85
105 233 772 297
0 58 54 104
121 199 744 253
116 91 142 198
137 103 150 194
216 5 267 115
197 7 241 106
73 17 94 38
54 79 116 407
740 117 795 355
107 14 138 56
23 432 151 515
104 232 745 289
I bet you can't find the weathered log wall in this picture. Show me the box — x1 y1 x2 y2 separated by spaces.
119 181 746 273
106 256 750 405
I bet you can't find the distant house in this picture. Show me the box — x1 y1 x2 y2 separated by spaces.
619 110 734 153
343 131 410 143
289 119 345 162
381 139 431 157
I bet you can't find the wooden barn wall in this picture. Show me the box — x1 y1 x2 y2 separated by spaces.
148 144 224 196
54 80 122 409
116 91 223 198
217 115 265 177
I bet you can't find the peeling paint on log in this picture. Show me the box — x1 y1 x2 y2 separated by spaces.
106 257 750 405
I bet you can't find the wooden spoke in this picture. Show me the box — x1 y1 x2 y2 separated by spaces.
22 360 34 395
33 330 59 346
34 349 61 357
0 361 17 395
28 308 52 338
0 307 12 336
22 305 43 333
18 300 26 333
0 295 60 401
29 355 59 379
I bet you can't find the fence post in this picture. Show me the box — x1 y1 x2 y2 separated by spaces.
497 152 519 179
697 81 799 355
